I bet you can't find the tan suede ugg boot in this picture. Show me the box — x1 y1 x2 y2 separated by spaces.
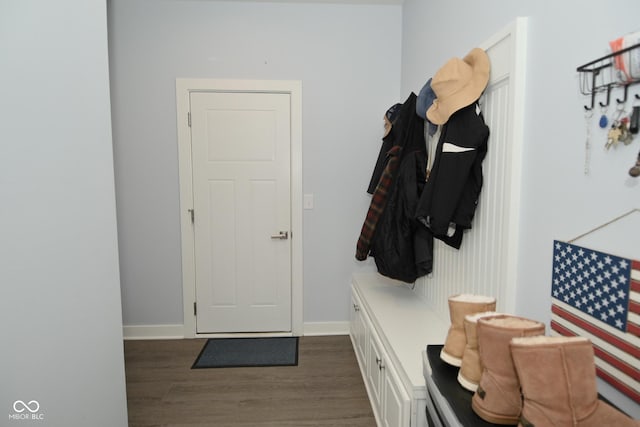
457 311 500 392
471 314 545 425
511 336 640 427
440 294 496 366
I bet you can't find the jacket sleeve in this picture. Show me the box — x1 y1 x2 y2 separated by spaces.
367 134 394 194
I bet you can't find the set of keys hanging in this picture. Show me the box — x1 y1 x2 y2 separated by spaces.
604 105 640 178
604 105 640 149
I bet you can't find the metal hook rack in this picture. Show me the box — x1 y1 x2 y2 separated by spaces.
577 42 640 111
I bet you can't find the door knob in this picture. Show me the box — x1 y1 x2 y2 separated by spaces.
270 231 289 240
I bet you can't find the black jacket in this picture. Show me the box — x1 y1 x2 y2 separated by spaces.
415 102 489 249
368 93 433 282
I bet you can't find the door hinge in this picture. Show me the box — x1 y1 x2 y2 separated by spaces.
193 302 197 316
188 208 194 224
188 112 191 127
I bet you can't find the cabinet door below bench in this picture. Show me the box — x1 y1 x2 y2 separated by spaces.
350 290 367 364
368 324 410 427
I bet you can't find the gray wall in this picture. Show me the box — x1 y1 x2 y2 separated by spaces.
108 0 401 326
401 0 640 416
0 1 128 426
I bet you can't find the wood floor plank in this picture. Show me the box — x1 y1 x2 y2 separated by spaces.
124 335 376 427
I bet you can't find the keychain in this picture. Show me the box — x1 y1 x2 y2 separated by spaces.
599 107 609 128
605 105 634 149
618 117 634 145
584 110 593 175
605 121 622 149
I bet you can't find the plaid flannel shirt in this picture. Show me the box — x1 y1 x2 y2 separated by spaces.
355 146 402 260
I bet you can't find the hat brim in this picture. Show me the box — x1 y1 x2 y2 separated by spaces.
426 48 490 125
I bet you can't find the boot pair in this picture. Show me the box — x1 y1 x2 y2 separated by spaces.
439 294 498 391
469 315 638 426
442 300 638 426
440 294 496 367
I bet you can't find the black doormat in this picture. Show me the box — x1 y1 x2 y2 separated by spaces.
192 337 299 369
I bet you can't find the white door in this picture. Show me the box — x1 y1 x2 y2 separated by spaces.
189 91 291 333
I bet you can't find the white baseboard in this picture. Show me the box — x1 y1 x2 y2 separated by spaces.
123 324 185 340
303 321 349 336
123 322 349 340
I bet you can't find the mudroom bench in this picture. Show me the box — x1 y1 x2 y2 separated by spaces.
349 272 449 427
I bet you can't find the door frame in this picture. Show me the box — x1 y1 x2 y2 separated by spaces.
176 78 303 338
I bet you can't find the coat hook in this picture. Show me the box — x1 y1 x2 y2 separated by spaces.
617 84 630 104
599 84 613 107
583 71 599 111
584 91 596 111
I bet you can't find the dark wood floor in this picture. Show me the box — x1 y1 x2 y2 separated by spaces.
124 335 376 427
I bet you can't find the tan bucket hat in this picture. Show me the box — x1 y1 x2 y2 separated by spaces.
426 48 490 125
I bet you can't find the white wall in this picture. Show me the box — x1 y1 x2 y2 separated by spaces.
401 0 639 416
0 1 128 426
108 0 401 327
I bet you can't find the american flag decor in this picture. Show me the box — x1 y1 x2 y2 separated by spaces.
550 240 640 404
